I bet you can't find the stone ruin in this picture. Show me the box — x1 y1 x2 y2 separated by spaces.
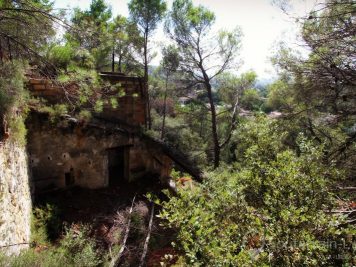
26 72 202 193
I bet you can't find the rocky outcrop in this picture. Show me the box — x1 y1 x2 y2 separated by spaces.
0 142 31 255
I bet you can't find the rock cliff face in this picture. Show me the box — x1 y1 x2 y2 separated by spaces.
0 142 31 255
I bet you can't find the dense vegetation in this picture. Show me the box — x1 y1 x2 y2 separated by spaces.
160 117 354 266
0 200 112 266
0 0 355 266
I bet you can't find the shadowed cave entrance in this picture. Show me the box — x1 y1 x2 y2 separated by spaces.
107 146 130 187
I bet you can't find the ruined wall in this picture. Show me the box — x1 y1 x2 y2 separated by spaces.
27 113 172 192
28 73 147 127
129 139 173 181
99 81 146 126
0 142 31 255
27 115 131 191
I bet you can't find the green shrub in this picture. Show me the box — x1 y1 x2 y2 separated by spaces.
240 88 263 111
1 224 102 267
8 116 27 146
47 44 74 71
0 61 27 116
31 204 61 245
56 67 111 114
0 61 29 145
78 110 92 122
38 104 68 123
72 48 95 69
0 249 68 267
130 211 146 241
264 79 294 112
58 225 102 267
160 116 354 266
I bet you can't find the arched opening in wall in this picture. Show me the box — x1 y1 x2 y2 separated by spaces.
107 146 130 187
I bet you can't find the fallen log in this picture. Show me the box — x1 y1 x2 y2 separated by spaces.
337 187 356 191
139 203 155 267
329 209 356 215
110 195 136 267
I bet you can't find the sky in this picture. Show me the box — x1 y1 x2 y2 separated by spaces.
54 0 323 81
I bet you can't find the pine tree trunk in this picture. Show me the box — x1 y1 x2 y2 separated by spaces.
161 73 169 139
111 47 115 72
206 82 220 168
143 30 151 130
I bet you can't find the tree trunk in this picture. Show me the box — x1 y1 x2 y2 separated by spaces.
118 54 122 73
161 73 169 139
199 111 204 138
143 30 151 130
206 82 220 168
111 47 115 72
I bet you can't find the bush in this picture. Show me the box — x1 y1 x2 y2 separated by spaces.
160 116 354 266
31 204 61 245
264 79 293 112
78 110 92 122
1 224 102 267
57 67 119 114
58 225 102 267
0 249 74 267
0 61 26 116
240 88 263 111
72 48 95 69
47 44 74 71
8 116 27 146
38 104 68 123
0 61 29 145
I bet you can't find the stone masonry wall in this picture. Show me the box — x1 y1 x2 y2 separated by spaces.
0 142 31 255
27 118 131 191
26 113 173 192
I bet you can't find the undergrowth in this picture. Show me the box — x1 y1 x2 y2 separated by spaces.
0 61 29 146
0 205 104 267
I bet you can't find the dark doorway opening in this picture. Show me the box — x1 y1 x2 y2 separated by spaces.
65 168 75 186
108 146 129 187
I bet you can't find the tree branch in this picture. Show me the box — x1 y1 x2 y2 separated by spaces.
110 195 136 267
